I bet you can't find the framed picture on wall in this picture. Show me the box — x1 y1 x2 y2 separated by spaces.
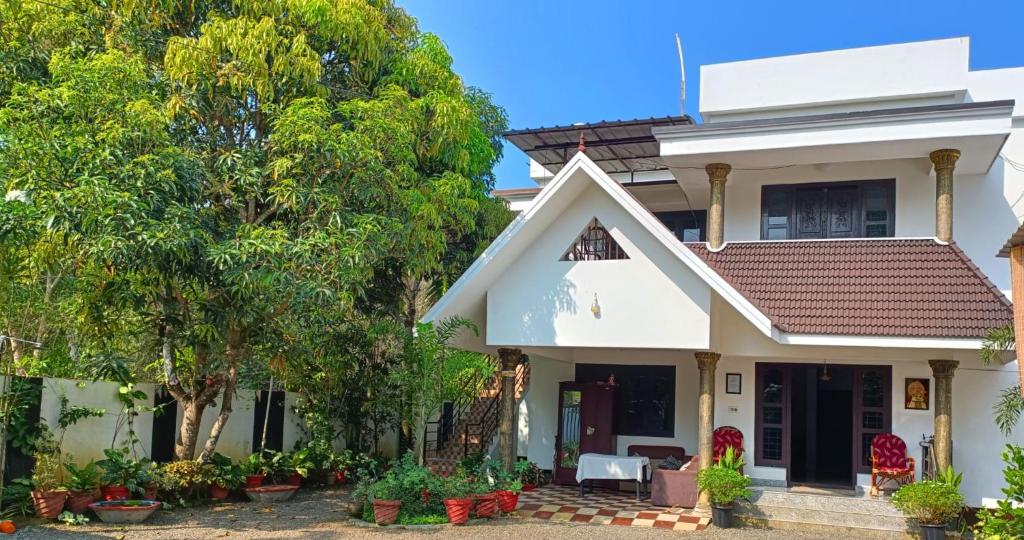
904 378 929 410
726 373 742 394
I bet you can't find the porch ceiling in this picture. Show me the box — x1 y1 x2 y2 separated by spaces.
653 100 1013 175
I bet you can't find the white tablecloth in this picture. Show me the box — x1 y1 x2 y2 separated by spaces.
575 453 652 483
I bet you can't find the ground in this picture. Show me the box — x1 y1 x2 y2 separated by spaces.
15 489 846 539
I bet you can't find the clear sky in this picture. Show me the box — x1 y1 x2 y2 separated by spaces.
403 0 1024 190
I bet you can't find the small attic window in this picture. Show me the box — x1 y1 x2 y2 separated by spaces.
561 219 629 261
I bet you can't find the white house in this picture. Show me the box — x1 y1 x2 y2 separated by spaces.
426 37 1024 509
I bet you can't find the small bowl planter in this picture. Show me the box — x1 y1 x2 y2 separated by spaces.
31 490 68 519
372 499 401 526
100 484 130 501
244 485 297 503
244 474 265 489
209 484 230 500
444 498 473 525
67 489 100 515
474 492 497 518
89 500 161 524
495 490 520 513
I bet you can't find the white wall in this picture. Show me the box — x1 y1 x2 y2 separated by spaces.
518 354 573 469
487 183 711 349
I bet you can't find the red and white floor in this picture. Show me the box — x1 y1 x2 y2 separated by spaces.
515 485 710 532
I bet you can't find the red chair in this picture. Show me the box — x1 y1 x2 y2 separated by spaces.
713 426 744 472
870 433 915 496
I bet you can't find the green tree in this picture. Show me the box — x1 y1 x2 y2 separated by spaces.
1 0 508 460
981 326 1024 435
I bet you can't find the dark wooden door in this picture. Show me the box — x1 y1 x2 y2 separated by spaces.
826 186 859 238
794 189 827 239
793 185 860 239
554 382 616 485
754 364 790 469
852 366 892 475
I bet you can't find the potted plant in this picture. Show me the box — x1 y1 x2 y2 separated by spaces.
137 459 161 500
332 449 353 485
471 458 500 518
437 473 474 525
64 460 102 514
696 450 752 529
515 459 543 491
495 468 523 513
367 475 403 526
285 448 313 486
892 478 964 540
30 451 68 519
241 453 269 488
207 453 243 500
88 500 161 524
96 448 142 501
159 459 208 501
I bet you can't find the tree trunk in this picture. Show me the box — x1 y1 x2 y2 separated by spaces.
412 407 426 465
198 363 238 461
175 398 207 461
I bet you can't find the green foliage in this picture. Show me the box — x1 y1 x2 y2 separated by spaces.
891 480 964 525
936 465 963 490
433 471 473 501
57 511 89 526
160 460 210 501
63 460 101 491
207 453 244 490
515 459 544 486
718 446 745 472
96 448 146 494
974 445 1024 539
31 451 63 492
0 478 33 518
2 378 43 454
980 326 1023 435
240 453 270 476
696 466 751 507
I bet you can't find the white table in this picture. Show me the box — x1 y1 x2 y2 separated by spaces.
575 453 652 501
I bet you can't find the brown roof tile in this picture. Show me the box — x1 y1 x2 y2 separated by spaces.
685 239 1012 339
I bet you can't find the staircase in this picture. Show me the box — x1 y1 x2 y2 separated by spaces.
424 362 530 475
736 486 917 539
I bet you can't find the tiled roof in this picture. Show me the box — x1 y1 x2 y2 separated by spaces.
685 239 1013 338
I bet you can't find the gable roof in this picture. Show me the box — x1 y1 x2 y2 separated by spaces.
686 239 1013 339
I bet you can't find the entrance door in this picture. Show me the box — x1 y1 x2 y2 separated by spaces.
553 382 616 485
755 363 891 487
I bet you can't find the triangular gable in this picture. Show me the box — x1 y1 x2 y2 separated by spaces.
561 218 630 261
422 152 774 348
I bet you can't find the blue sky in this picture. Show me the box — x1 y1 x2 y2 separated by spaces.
403 0 1024 190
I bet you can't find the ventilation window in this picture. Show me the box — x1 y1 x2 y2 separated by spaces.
561 219 629 261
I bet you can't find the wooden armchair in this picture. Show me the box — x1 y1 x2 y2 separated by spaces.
870 433 915 496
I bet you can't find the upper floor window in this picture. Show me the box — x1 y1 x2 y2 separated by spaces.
761 179 895 240
655 210 706 242
562 218 629 261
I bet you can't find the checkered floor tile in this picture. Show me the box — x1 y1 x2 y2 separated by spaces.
516 485 710 532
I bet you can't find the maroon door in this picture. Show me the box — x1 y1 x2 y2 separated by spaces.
554 382 616 485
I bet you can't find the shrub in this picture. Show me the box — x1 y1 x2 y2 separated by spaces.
514 459 544 486
96 448 143 492
160 460 210 501
718 446 744 472
974 444 1024 538
31 452 63 492
63 460 101 492
696 466 751 507
207 453 244 490
240 453 269 476
891 480 964 525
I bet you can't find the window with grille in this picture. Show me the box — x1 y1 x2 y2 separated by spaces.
561 219 629 261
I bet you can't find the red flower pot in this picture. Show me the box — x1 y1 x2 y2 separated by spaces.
444 498 473 525
31 490 68 519
495 490 520 513
209 484 230 500
67 489 99 514
144 485 158 500
521 483 536 492
286 472 303 487
334 469 348 485
474 492 497 518
372 499 401 525
100 485 130 501
244 475 265 488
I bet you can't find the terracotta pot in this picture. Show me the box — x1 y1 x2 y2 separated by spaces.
67 489 100 514
244 474 265 488
334 469 348 485
474 492 497 518
286 471 303 487
209 484 230 500
444 498 473 525
521 483 536 492
31 490 68 519
100 485 130 501
144 485 159 500
372 499 401 525
495 490 519 513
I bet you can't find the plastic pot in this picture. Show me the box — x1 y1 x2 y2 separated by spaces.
334 469 348 485
67 489 100 514
495 490 520 513
711 503 734 528
144 484 159 500
920 523 947 540
209 484 230 500
444 498 473 525
31 490 68 519
100 485 130 501
521 483 536 492
244 474 265 488
286 471 303 487
474 492 497 518
372 499 401 525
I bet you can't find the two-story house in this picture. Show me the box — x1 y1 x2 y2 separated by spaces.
425 37 1024 508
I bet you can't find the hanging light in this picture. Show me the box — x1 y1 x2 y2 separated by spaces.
819 360 832 382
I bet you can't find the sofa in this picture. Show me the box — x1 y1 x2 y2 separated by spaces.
650 455 700 508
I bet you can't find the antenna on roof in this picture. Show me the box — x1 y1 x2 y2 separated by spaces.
675 33 686 116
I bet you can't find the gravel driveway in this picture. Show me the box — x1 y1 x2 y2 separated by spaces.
12 488 850 540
